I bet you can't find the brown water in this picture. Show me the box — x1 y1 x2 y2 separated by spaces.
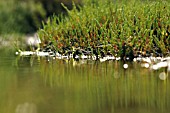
0 51 170 113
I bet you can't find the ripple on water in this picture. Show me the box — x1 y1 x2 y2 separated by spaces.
159 72 168 80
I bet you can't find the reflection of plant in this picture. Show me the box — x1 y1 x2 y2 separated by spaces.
38 0 170 59
39 59 170 113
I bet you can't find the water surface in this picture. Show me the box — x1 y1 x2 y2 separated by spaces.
0 50 170 113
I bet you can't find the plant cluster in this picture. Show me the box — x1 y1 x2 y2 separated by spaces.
38 0 170 60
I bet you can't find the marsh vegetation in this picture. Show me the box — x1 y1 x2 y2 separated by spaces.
38 0 170 60
0 1 170 112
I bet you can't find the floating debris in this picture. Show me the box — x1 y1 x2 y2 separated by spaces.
116 57 121 61
168 65 170 72
36 51 49 56
16 51 35 56
159 72 168 80
16 50 49 56
151 61 169 70
123 64 128 69
99 57 107 62
141 63 150 68
15 50 170 73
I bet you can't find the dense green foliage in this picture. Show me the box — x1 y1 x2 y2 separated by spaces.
0 0 81 34
0 0 45 34
38 0 170 59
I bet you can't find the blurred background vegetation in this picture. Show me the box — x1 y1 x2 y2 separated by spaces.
0 0 82 35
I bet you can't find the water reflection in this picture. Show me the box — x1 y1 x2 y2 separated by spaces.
16 102 37 113
40 59 170 113
0 53 170 113
159 72 168 80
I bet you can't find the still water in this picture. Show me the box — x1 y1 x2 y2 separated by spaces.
0 50 170 113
